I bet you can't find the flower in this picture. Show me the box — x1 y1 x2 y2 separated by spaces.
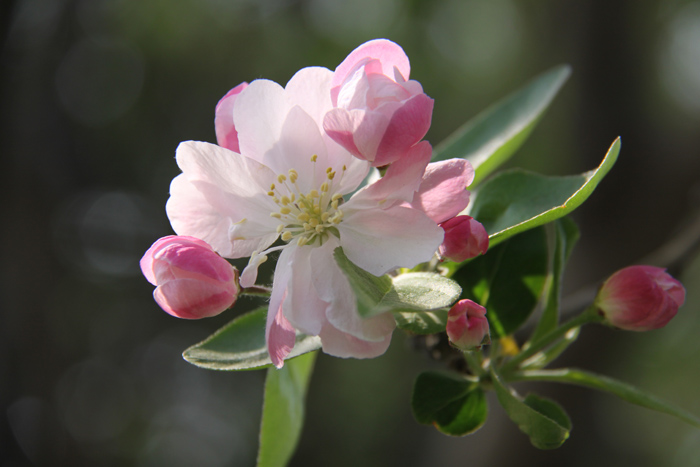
166 66 454 367
438 215 489 262
595 265 685 331
140 236 240 319
446 299 490 350
323 39 434 167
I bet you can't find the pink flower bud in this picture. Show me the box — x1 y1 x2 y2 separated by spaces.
215 82 248 153
140 236 240 319
323 39 434 167
596 265 685 331
446 299 490 350
438 216 489 262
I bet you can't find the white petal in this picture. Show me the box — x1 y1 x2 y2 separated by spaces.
282 245 328 336
338 205 443 276
319 322 393 359
285 67 334 126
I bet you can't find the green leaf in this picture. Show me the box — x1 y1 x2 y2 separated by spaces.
333 247 393 318
432 65 571 186
490 366 571 449
257 351 316 467
530 217 580 342
469 138 620 248
510 368 700 430
182 307 321 371
394 309 448 334
334 248 462 318
412 371 488 436
454 227 548 337
521 326 581 369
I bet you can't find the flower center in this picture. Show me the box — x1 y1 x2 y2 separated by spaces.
268 155 346 247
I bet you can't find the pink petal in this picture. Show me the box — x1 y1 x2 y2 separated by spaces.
319 322 393 359
154 279 236 320
323 108 389 163
285 66 334 126
412 158 474 224
283 245 328 337
338 205 443 276
215 82 248 153
266 247 297 368
373 93 434 167
331 39 411 103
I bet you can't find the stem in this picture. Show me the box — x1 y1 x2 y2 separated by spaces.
241 285 272 297
462 350 486 377
501 305 603 374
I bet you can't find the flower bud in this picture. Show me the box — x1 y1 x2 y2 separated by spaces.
215 82 248 153
438 216 489 262
323 39 433 167
446 299 490 350
140 236 240 319
596 265 685 331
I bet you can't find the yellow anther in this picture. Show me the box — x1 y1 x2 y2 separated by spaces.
326 167 332 174
276 224 284 233
267 191 275 197
303 223 312 231
277 174 287 183
297 236 308 246
342 165 346 171
309 218 319 227
290 193 296 202
327 171 336 180
298 212 310 222
314 206 321 214
309 189 319 198
280 207 291 215
320 182 329 192
332 216 342 224
311 154 318 162
281 196 291 205
270 183 276 190
270 212 282 219
315 225 324 233
331 200 339 210
281 231 293 241
332 193 343 201
321 212 330 222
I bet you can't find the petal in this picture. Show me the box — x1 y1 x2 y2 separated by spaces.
240 251 269 288
319 322 393 359
234 79 290 163
412 158 474 224
154 279 236 320
283 245 328 337
285 66 334 125
266 246 297 368
339 205 444 276
324 108 389 163
349 141 431 208
331 39 411 101
214 82 248 153
373 93 434 167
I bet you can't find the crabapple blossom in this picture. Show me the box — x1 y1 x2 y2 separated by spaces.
439 215 489 262
140 236 240 319
323 39 434 167
165 66 460 367
215 82 248 153
595 265 685 331
446 299 490 350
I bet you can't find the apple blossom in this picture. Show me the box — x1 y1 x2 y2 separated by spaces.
165 66 465 367
446 299 490 350
140 236 240 319
323 39 434 167
595 265 685 331
439 215 489 262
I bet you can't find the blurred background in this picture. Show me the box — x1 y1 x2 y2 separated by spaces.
2 0 700 465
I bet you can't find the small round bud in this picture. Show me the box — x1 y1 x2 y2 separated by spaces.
446 299 490 350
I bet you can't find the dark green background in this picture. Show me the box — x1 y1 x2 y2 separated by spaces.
2 0 700 465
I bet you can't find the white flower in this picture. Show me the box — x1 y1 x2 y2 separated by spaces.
166 67 443 367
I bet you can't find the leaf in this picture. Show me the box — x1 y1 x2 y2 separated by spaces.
334 248 462 318
412 371 488 436
432 65 571 186
183 307 321 371
333 247 392 318
530 217 580 342
511 368 700 430
521 327 581 369
490 366 571 449
394 309 448 334
453 227 548 337
257 351 316 467
469 138 620 248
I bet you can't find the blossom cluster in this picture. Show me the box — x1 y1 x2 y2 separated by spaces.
140 40 488 367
